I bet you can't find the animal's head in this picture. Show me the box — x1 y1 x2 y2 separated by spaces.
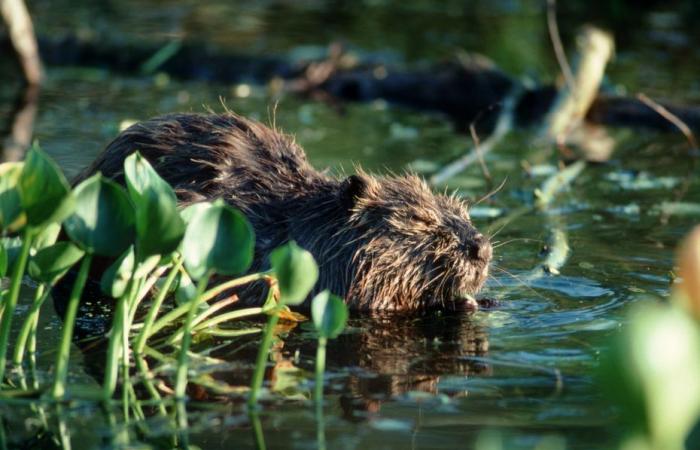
338 172 492 311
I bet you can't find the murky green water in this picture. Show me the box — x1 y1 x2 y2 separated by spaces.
2 1 700 449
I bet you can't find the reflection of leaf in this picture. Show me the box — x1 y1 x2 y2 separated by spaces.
271 362 309 400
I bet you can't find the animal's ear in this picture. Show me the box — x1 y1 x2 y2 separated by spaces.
340 174 367 209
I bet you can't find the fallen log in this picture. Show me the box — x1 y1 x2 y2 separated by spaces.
3 33 700 133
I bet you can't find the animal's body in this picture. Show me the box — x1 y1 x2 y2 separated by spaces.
76 113 491 311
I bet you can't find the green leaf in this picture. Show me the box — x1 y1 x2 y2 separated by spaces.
134 254 161 279
0 236 22 274
270 241 318 306
32 222 62 251
600 304 700 448
181 199 254 280
18 144 75 228
175 269 197 306
124 152 185 258
311 291 348 339
0 245 7 277
64 174 135 257
28 242 85 284
0 162 26 232
180 202 210 224
101 246 135 298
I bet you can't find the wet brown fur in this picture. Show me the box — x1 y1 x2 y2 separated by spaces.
76 112 492 311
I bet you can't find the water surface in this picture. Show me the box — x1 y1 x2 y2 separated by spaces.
1 1 699 448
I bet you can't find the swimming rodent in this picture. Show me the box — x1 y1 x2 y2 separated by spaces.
75 112 492 311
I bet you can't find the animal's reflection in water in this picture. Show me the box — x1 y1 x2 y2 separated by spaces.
314 313 489 418
203 311 491 417
62 288 490 418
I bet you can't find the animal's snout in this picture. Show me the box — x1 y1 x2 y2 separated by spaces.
467 234 492 262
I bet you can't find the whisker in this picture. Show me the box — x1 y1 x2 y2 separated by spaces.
492 238 545 249
486 221 509 241
490 265 550 301
473 176 508 207
484 273 505 287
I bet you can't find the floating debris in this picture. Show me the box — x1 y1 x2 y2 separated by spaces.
606 203 641 216
469 206 505 219
389 122 419 140
605 171 680 191
651 202 700 217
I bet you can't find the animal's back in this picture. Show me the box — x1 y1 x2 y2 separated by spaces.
74 112 492 311
75 113 322 207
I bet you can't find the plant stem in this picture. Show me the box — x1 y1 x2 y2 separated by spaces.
249 411 267 450
134 257 182 354
102 289 127 399
0 229 33 383
121 278 136 419
12 283 48 366
200 271 271 304
248 292 281 409
134 355 167 416
315 337 327 407
168 306 263 344
126 276 145 331
174 272 211 399
51 253 92 399
145 269 254 341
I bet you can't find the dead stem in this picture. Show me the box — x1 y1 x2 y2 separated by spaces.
637 92 698 151
546 0 575 92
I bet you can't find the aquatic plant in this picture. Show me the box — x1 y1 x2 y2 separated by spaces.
0 145 74 387
600 224 700 450
0 146 331 412
310 290 347 406
248 241 318 408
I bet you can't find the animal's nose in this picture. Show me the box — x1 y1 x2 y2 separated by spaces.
467 234 492 262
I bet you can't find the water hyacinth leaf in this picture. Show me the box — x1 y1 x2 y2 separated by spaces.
311 291 348 339
182 199 254 280
0 236 22 274
33 222 62 251
28 242 85 284
18 144 75 227
124 152 185 258
0 245 6 277
134 254 161 279
270 241 318 306
180 202 210 224
599 305 700 448
0 162 26 232
101 246 135 298
64 174 135 257
175 269 197 305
